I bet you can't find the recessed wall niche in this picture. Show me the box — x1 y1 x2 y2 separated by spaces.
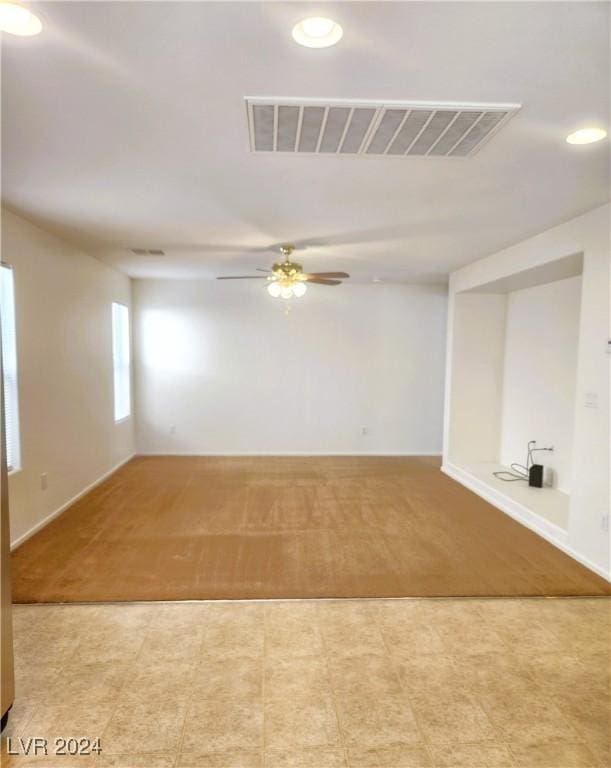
446 252 583 533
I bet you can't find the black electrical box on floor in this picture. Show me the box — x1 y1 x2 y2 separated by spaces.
529 464 544 488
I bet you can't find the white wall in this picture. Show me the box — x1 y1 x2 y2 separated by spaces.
500 276 581 493
2 209 135 546
133 280 447 455
444 203 610 578
448 293 506 465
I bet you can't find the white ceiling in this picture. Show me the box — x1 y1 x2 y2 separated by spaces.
2 1 609 282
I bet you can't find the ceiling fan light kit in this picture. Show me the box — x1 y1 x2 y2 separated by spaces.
217 244 349 300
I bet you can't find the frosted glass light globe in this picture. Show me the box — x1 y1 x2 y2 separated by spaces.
267 281 282 297
280 285 294 300
292 282 307 297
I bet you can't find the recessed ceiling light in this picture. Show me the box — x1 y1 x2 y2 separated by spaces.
0 2 42 36
292 17 343 48
566 127 607 145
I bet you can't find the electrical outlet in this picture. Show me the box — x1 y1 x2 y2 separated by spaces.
361 425 368 436
169 425 176 435
602 513 609 533
41 473 48 491
584 392 599 409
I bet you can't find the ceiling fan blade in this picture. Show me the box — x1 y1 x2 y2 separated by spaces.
304 272 350 279
256 268 272 273
216 276 268 280
305 277 342 285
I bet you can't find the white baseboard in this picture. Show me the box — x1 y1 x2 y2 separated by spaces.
442 462 611 583
10 454 135 550
136 450 442 457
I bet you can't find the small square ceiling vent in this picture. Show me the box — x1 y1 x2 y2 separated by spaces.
246 98 520 158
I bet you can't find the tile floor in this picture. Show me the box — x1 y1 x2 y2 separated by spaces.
1 598 609 767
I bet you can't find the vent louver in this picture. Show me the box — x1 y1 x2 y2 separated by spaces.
246 98 520 158
130 248 165 256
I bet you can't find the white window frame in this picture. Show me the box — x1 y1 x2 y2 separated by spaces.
112 302 131 423
1 263 21 473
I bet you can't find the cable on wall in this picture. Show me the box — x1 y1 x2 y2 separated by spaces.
493 440 553 483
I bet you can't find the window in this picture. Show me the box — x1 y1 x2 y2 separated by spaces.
112 302 131 422
0 264 21 472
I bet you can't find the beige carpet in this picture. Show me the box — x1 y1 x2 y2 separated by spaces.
11 456 610 602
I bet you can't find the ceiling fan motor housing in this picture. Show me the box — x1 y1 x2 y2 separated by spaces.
272 260 305 280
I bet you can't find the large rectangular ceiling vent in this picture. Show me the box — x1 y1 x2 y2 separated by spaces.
246 98 520 158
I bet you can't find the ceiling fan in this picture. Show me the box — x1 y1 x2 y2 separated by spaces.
216 245 349 299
